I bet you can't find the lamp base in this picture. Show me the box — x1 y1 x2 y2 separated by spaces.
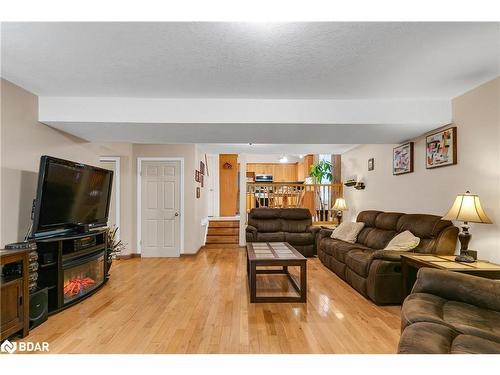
455 254 475 263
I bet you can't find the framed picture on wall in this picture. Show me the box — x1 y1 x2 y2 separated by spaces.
200 161 205 175
393 142 414 175
368 158 374 171
200 174 204 187
196 187 200 199
426 126 457 169
195 170 200 182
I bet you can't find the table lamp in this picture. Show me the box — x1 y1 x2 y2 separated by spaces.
332 197 348 224
442 191 492 263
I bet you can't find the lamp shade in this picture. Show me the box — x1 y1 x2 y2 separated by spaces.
332 197 348 211
442 191 492 224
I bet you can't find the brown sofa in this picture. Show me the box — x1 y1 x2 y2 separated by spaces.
398 268 500 354
246 208 320 257
317 210 458 304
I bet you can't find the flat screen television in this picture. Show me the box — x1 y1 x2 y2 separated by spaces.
31 156 114 238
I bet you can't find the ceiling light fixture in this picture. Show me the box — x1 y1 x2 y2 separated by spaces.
279 156 288 163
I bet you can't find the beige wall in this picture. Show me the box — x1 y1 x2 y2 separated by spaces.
1 79 209 255
1 79 135 251
342 77 500 262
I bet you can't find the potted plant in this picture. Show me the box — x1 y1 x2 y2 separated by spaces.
106 225 125 277
309 160 333 221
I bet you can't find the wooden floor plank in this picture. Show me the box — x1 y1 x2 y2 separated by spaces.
23 245 401 353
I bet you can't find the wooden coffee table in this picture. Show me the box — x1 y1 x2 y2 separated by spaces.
246 242 307 303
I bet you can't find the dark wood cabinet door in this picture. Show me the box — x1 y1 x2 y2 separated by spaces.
1 279 24 339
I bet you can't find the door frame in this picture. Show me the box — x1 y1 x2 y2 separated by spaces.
137 157 185 255
99 156 121 241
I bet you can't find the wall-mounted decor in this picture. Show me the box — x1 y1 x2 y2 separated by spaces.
196 187 200 199
368 158 374 171
195 170 200 182
204 154 209 176
200 161 205 175
223 162 233 169
393 142 414 175
200 174 204 188
426 126 457 169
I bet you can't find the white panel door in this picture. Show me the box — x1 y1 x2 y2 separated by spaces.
141 160 180 257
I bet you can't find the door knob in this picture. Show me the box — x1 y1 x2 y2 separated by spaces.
175 212 179 217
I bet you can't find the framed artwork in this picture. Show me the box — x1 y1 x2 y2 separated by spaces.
368 158 374 171
196 187 200 199
426 126 457 169
195 170 200 182
200 161 205 175
200 174 204 187
393 142 414 175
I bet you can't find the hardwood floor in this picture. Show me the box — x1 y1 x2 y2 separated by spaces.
25 246 401 354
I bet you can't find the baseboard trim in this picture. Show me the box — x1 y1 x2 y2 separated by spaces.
117 253 141 260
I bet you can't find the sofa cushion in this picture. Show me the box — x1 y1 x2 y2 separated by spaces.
331 222 365 243
374 212 404 230
384 230 420 251
256 232 286 242
345 249 374 277
364 228 397 249
321 238 370 262
396 214 452 239
281 219 311 233
402 292 500 343
252 219 282 233
280 208 311 220
399 322 500 354
356 210 382 227
285 232 314 246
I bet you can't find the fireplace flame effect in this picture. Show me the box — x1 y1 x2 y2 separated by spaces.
64 277 95 298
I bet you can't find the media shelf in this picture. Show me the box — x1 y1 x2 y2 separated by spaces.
35 228 108 314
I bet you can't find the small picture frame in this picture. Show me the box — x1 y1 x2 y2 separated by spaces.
196 187 200 199
195 170 200 182
393 142 414 175
200 174 204 187
426 126 457 169
368 158 374 171
200 161 205 175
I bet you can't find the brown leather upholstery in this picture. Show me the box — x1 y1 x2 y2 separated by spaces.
246 208 320 256
399 269 500 354
317 210 458 304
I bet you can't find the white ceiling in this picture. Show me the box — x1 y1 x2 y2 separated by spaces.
2 22 499 99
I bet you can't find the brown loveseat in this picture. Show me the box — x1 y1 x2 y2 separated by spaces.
317 210 458 304
398 268 500 354
246 208 320 257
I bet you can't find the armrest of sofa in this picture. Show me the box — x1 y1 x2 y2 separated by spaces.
318 228 333 239
307 226 321 235
411 268 500 312
372 250 410 262
246 225 258 241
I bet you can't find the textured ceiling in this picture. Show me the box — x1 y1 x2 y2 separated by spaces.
2 22 499 99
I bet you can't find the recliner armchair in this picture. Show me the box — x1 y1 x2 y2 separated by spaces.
398 268 500 354
246 208 320 257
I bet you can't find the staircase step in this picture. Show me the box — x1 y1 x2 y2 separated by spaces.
208 227 239 236
208 220 239 228
206 235 239 244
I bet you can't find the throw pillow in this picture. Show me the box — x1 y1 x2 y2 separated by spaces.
330 222 365 244
384 230 420 251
